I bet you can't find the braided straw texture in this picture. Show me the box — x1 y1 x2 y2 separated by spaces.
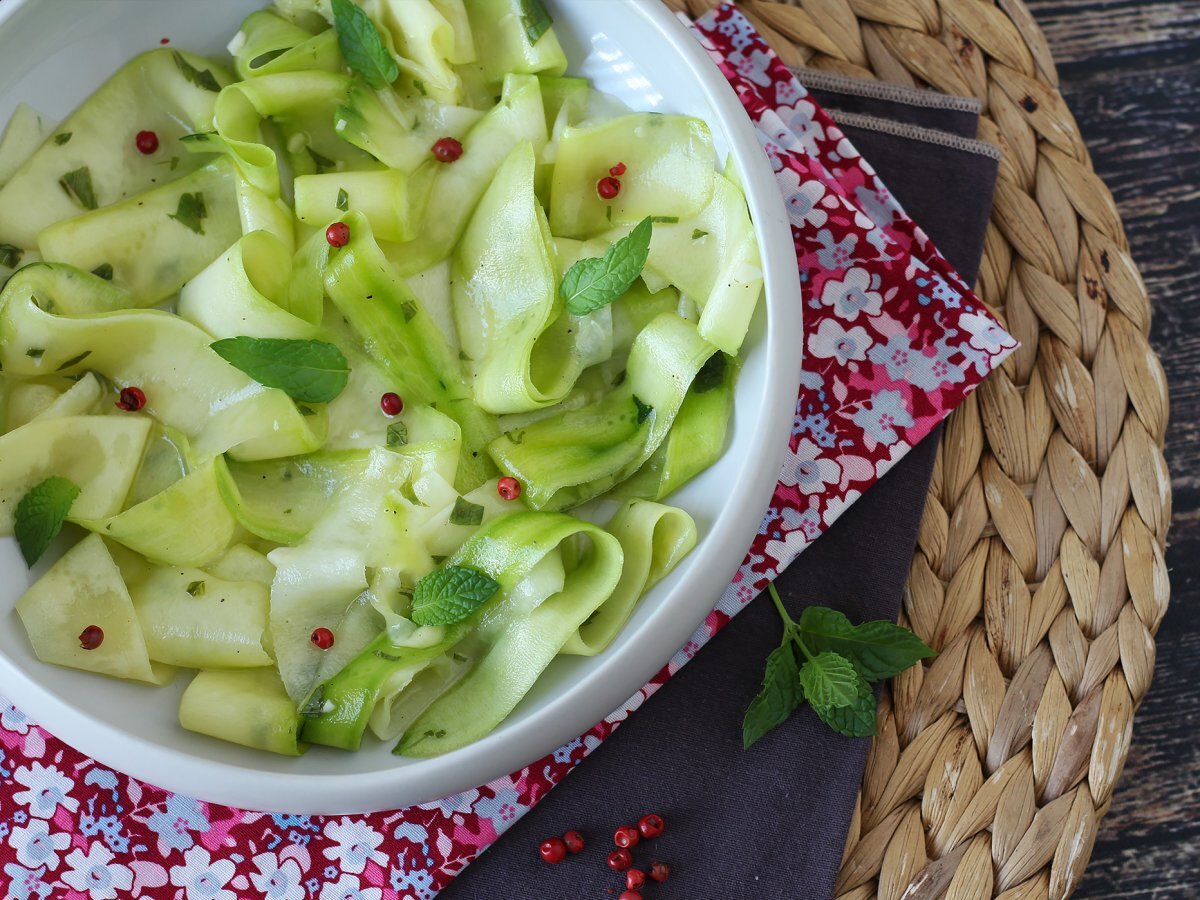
663 0 1173 896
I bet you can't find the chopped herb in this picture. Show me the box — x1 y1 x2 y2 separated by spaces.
90 263 114 281
169 192 207 234
185 580 207 597
651 215 679 224
298 687 326 718
692 229 709 240
399 300 417 322
692 352 727 394
605 205 612 223
335 187 349 211
53 132 72 146
297 404 317 417
179 131 214 145
633 395 653 424
25 348 44 360
449 497 484 527
518 0 553 45
308 146 336 173
173 50 221 92
398 480 425 506
412 79 426 96
386 421 408 448
59 166 97 210
56 350 93 372
0 244 23 269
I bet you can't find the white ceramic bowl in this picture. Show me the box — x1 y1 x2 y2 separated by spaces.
0 0 801 813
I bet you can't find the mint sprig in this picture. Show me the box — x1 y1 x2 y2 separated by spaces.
411 564 500 626
560 217 652 316
518 0 553 45
742 584 935 747
210 337 349 404
14 476 81 567
332 0 399 89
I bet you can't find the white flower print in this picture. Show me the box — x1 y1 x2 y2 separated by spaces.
819 268 883 321
12 762 78 819
778 438 842 495
786 99 826 156
322 818 387 874
60 843 133 900
8 819 70 871
778 169 828 229
808 318 871 364
959 310 1015 355
248 852 305 900
168 846 236 900
1 702 31 734
318 873 382 900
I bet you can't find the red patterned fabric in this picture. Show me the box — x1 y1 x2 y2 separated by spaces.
0 7 1015 899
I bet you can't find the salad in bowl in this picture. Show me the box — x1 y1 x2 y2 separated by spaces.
0 0 797 809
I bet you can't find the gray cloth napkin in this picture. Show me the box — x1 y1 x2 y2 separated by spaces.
444 77 999 900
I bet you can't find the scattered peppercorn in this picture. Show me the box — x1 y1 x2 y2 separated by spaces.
626 868 647 890
432 137 463 162
116 386 146 411
607 848 633 872
497 476 521 501
135 130 159 154
609 162 627 176
618 892 642 900
539 837 567 864
637 813 665 839
562 830 585 854
649 861 670 883
78 625 104 650
380 392 404 416
326 221 350 247
597 176 621 199
614 825 639 849
310 627 335 650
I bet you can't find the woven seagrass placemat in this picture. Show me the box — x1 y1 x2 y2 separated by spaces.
664 1 1173 897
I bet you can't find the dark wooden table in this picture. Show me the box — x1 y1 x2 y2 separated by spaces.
1021 1 1200 896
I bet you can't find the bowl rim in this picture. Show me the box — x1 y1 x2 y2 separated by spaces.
0 0 803 814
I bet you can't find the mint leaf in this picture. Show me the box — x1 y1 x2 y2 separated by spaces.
186 579 206 597
90 263 113 281
742 642 802 749
411 564 500 626
692 229 708 240
814 674 877 737
336 187 349 211
650 215 678 223
386 420 408 448
55 350 92 372
173 50 221 92
308 146 336 173
59 167 97 210
560 217 652 316
798 607 936 681
449 497 484 527
798 651 859 712
0 244 23 268
210 337 349 403
518 0 553 45
53 132 71 146
14 476 81 566
332 0 399 89
169 192 207 235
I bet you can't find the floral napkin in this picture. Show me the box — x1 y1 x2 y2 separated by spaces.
0 7 1016 899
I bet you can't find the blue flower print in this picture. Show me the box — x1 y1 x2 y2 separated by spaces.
3 862 53 900
814 228 858 271
853 183 896 230
393 822 429 844
79 809 130 854
851 390 915 445
391 867 435 899
472 787 522 825
552 737 583 764
146 793 210 852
